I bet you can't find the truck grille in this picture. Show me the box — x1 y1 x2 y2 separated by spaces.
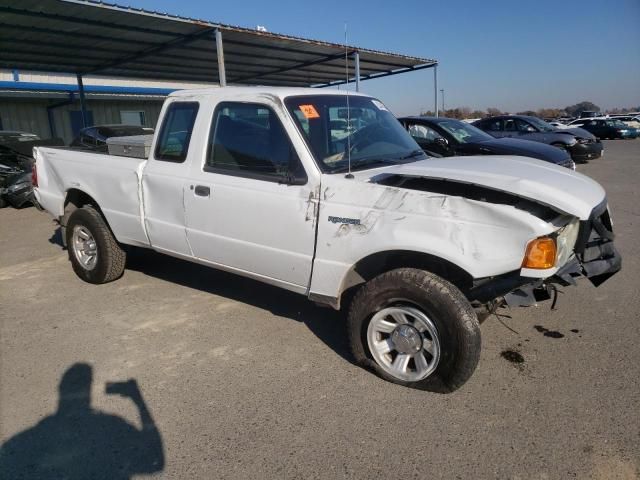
575 201 620 286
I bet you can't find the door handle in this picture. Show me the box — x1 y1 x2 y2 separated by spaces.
194 185 210 197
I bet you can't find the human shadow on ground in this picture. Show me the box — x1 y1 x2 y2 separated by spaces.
125 248 351 363
0 363 164 480
48 226 64 248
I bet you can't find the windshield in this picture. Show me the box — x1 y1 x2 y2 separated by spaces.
434 119 494 143
526 116 555 132
285 95 425 173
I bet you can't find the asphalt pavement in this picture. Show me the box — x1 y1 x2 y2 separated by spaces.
1 139 638 479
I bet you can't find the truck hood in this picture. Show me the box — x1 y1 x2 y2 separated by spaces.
362 156 605 220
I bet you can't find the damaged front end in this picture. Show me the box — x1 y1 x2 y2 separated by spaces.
468 199 621 308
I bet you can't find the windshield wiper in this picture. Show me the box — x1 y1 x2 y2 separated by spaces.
398 149 427 160
331 158 399 173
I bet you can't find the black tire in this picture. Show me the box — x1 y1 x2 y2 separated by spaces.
347 268 481 392
0 196 7 208
65 206 126 284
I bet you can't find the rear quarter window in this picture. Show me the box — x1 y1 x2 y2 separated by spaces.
154 102 199 163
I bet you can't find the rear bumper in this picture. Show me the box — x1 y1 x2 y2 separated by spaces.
0 181 34 208
468 199 621 307
569 141 603 162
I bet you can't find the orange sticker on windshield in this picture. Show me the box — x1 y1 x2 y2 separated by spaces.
299 104 320 119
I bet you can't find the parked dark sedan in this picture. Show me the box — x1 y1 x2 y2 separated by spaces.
0 131 64 208
70 124 154 151
472 115 603 163
399 117 575 169
570 118 638 140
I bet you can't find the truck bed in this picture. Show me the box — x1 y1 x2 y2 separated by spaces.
34 147 150 247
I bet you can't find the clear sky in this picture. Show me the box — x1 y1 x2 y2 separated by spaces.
123 0 640 116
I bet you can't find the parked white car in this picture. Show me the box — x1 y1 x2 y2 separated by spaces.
610 115 640 129
33 86 621 392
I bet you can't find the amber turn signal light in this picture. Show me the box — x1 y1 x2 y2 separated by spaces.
522 237 557 269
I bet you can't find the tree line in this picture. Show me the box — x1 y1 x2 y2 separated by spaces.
419 101 640 120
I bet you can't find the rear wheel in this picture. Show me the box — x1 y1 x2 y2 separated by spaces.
65 206 126 284
347 268 481 392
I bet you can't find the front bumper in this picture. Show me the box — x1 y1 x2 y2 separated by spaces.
468 199 621 307
568 141 603 162
619 130 638 139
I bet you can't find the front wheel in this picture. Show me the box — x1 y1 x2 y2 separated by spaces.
65 206 126 284
347 268 481 392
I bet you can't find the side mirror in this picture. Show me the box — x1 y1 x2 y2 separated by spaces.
279 148 308 185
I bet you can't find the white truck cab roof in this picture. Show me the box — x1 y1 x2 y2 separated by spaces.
168 85 371 101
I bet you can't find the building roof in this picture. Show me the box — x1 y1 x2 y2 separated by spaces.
0 0 437 88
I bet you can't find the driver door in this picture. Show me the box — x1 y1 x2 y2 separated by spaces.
183 101 318 291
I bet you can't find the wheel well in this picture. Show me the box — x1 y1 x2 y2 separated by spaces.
338 250 474 309
62 189 100 225
61 189 109 245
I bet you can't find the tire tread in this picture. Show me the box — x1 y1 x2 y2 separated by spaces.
347 268 480 392
66 206 126 284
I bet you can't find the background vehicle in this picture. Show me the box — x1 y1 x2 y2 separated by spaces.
609 115 640 130
33 87 620 392
400 116 575 169
473 115 603 163
568 118 638 139
0 131 64 208
70 125 154 151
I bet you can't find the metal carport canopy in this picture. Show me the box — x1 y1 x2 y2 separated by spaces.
0 0 437 88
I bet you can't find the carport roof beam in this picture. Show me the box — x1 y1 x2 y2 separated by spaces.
216 28 226 87
0 0 438 87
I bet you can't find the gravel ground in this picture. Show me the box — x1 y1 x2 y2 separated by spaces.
1 139 638 479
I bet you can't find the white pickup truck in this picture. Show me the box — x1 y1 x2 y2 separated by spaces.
33 86 620 392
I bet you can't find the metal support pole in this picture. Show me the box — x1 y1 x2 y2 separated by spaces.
215 28 227 87
76 74 87 128
354 51 361 92
440 89 445 112
433 65 438 117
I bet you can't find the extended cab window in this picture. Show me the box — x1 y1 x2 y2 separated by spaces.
154 102 199 162
206 102 306 182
